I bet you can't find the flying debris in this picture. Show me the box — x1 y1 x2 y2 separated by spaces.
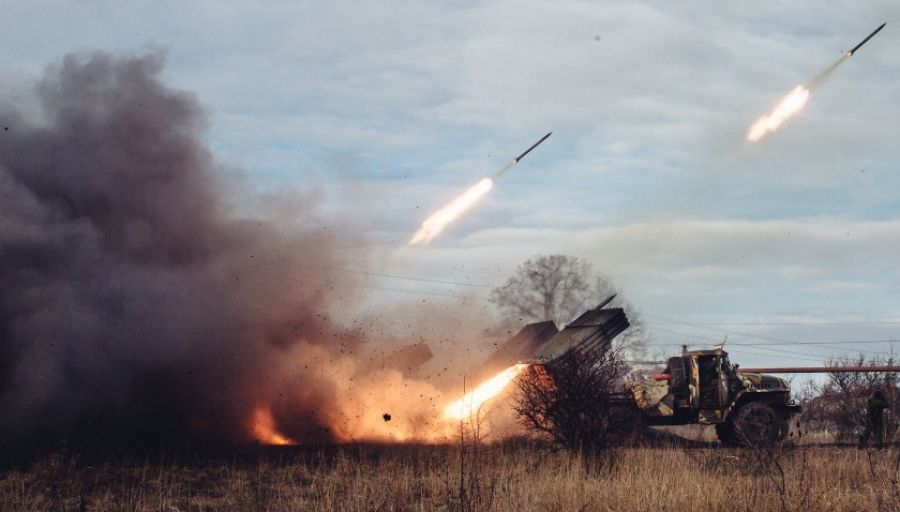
848 23 886 56
514 132 552 163
408 132 553 245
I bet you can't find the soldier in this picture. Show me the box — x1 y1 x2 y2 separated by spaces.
860 389 889 449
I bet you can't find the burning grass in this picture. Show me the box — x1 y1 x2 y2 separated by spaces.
2 442 897 511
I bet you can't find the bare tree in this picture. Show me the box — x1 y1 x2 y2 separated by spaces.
489 254 647 355
798 354 899 444
512 346 640 455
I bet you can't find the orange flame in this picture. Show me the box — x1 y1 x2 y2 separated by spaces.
443 364 528 421
747 85 810 142
251 406 297 446
409 178 494 245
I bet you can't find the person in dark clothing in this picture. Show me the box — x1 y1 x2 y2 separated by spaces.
860 390 889 449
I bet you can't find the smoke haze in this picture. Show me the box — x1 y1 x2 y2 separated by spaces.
0 52 385 450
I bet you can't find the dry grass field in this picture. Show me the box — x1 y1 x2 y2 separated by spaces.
2 437 898 512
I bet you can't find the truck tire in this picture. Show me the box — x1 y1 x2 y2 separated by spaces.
715 421 737 446
729 401 786 447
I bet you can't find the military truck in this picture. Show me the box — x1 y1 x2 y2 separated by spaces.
513 299 898 446
627 349 800 446
518 299 800 446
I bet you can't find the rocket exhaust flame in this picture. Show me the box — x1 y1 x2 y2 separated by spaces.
745 54 844 143
409 178 494 245
443 364 528 421
408 133 551 245
746 85 810 142
746 24 884 143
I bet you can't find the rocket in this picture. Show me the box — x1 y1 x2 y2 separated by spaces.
848 23 886 56
513 132 552 163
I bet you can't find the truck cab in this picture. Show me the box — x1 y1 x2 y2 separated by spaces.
628 349 799 445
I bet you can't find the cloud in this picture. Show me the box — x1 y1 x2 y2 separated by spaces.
1 0 898 366
460 217 900 273
379 216 900 326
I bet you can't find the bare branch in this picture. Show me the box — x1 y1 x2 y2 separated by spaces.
512 347 641 456
490 254 649 357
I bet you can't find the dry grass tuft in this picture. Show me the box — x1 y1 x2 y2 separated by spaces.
1 443 897 511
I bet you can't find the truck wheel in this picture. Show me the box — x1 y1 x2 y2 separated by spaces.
730 401 785 447
715 421 738 446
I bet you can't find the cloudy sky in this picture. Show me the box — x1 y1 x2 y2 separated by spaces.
3 1 899 368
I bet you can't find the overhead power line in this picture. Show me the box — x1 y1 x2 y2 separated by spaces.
358 285 464 299
645 325 866 359
644 314 892 355
651 320 900 326
646 325 898 348
725 346 826 364
719 339 900 346
332 267 900 324
327 267 900 351
332 268 496 288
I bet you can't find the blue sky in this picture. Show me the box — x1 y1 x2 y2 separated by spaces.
3 1 900 368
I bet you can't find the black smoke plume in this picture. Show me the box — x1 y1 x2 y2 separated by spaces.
0 52 359 451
